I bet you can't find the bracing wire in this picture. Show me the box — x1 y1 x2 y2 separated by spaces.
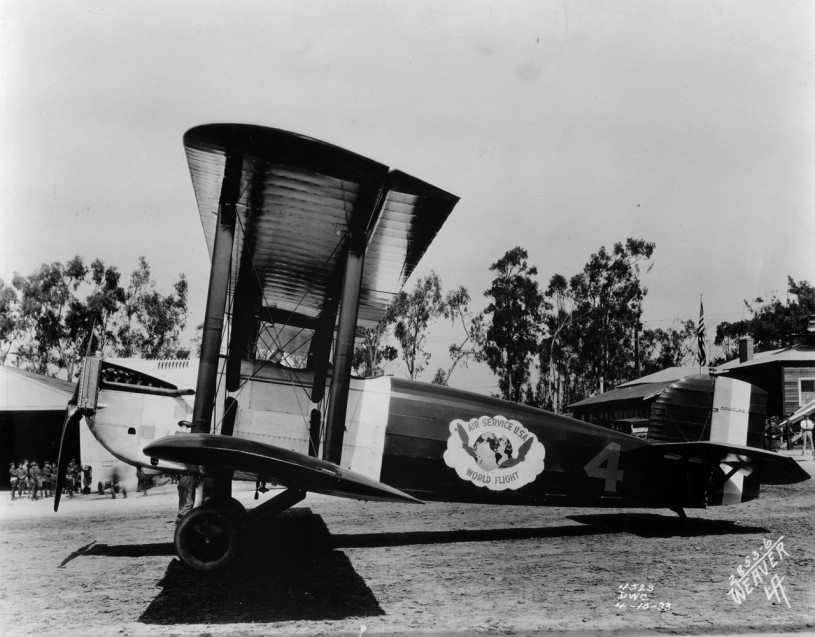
228 204 346 404
209 165 350 441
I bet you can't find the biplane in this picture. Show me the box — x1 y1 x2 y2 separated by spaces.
54 123 809 571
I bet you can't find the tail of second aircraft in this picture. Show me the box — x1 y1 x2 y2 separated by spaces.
633 375 808 508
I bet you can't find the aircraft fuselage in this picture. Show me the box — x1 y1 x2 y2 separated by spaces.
87 358 739 511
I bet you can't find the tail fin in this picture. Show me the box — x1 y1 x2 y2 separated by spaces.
648 375 766 449
708 378 754 502
710 377 752 445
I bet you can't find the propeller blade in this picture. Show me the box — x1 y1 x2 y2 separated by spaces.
54 383 81 512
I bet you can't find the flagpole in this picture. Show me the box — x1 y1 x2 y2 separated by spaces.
697 294 706 373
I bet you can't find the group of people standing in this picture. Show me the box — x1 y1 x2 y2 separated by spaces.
764 415 815 457
8 459 200 515
8 459 91 500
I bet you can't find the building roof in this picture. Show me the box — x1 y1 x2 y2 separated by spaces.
616 366 705 388
567 378 683 409
567 366 707 409
714 345 815 372
0 365 75 412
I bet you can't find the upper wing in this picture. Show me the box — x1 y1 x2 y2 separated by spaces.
144 433 422 504
184 124 459 334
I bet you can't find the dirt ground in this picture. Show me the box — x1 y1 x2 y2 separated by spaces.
1 453 814 637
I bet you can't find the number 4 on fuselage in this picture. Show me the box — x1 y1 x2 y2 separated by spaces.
584 443 624 493
54 123 809 572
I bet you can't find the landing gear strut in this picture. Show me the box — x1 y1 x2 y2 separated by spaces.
174 488 306 571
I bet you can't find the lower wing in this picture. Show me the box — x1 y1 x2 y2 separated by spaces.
144 433 422 504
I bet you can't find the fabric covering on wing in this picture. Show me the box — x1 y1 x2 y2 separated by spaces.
183 124 459 333
144 434 422 504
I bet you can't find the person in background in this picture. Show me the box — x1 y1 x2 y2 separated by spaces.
41 462 54 498
109 467 126 499
176 472 199 523
19 460 30 497
65 459 79 498
800 415 814 458
82 465 93 494
136 466 147 494
9 463 20 500
15 463 29 499
72 462 83 493
28 461 42 500
779 418 791 450
764 417 782 452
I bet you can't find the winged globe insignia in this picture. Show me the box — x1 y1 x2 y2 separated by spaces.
444 416 546 491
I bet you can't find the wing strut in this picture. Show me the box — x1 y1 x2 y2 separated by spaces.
192 153 242 434
226 243 260 393
322 235 366 464
307 268 342 404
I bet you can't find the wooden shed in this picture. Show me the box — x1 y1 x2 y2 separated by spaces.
715 327 815 421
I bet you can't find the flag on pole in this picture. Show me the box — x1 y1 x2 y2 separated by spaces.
697 296 707 366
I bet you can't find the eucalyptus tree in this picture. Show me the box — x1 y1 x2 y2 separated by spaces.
431 286 486 386
116 257 189 359
0 279 21 365
10 256 89 377
4 256 189 378
538 238 655 407
392 272 446 380
482 247 544 404
714 276 815 360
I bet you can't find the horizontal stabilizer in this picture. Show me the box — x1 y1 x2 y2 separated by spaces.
630 441 810 485
144 434 422 504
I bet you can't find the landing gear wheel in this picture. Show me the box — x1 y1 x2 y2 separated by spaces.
200 496 246 521
174 507 238 572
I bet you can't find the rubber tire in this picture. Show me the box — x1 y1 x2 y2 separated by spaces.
200 496 247 521
174 507 238 572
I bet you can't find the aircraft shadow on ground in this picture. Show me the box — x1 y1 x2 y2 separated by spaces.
138 508 385 624
566 512 768 538
329 512 767 549
77 509 767 624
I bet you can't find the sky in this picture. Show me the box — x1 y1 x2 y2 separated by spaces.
2 1 813 393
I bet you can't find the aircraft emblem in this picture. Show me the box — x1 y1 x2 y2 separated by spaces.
443 416 545 490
